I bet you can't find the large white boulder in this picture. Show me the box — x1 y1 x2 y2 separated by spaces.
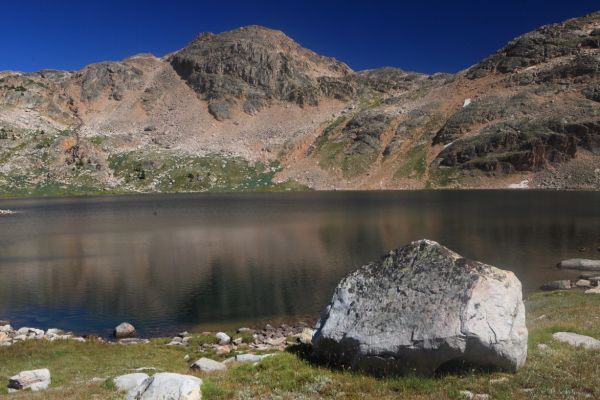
312 239 528 375
552 332 600 349
125 372 202 400
7 368 51 392
114 322 137 338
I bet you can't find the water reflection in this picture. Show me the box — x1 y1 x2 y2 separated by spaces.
0 191 598 336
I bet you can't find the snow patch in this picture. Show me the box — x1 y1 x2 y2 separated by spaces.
462 98 471 107
508 180 529 189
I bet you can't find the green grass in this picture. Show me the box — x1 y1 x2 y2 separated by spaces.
395 144 427 179
426 166 461 188
108 151 308 193
1 291 599 399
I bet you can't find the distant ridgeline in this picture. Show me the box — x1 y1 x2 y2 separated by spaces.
0 13 599 195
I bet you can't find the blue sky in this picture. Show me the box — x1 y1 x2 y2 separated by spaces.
1 1 597 74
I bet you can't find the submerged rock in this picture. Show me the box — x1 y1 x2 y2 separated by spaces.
558 259 600 271
312 239 528 375
7 368 51 392
540 280 571 290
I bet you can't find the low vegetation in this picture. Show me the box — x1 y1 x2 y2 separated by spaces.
1 290 599 399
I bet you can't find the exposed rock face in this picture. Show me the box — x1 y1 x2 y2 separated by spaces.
169 26 353 119
312 239 528 376
467 12 600 78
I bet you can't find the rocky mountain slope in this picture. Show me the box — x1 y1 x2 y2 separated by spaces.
0 13 598 195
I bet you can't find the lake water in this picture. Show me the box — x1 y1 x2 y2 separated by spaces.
0 191 598 337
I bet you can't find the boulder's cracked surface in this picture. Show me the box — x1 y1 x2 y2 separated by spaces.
312 239 528 375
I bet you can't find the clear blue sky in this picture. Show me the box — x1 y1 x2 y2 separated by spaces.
1 1 597 74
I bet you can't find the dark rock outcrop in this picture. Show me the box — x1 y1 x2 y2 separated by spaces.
169 26 353 119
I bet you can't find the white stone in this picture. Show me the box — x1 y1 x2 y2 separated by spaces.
234 353 273 363
191 357 227 373
552 332 600 349
215 332 230 345
114 373 149 392
0 324 12 333
8 368 51 392
463 98 472 107
508 180 529 189
125 372 202 400
114 322 136 338
585 286 600 295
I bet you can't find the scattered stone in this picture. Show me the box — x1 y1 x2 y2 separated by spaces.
552 332 600 349
0 209 16 215
118 338 149 345
114 373 149 392
8 369 51 392
215 332 230 345
585 286 600 294
114 322 137 338
490 377 509 384
237 327 252 333
191 357 227 373
540 280 571 290
184 354 190 362
537 343 549 352
313 240 528 375
233 353 274 363
232 337 243 346
557 259 600 271
459 391 490 400
125 372 202 400
215 345 231 355
295 328 314 345
575 279 592 288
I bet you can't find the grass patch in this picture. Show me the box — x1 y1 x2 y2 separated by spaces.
426 166 461 188
395 144 427 179
108 151 308 193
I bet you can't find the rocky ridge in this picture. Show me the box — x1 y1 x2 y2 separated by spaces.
0 12 599 194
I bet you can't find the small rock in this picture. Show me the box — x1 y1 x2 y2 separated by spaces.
191 357 227 373
295 328 314 345
114 322 136 338
557 259 600 271
490 376 509 384
0 324 12 333
114 373 149 392
537 343 549 352
232 337 243 346
184 354 190 362
585 286 600 294
215 332 230 345
575 279 592 288
125 372 202 400
540 280 571 290
237 327 252 333
234 353 274 363
552 332 600 349
215 345 231 355
118 338 149 345
8 368 51 392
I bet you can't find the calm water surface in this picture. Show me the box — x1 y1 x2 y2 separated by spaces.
0 191 598 336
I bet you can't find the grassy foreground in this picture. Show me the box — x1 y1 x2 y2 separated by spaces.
1 290 600 399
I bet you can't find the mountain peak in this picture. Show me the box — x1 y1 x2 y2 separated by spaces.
169 25 353 120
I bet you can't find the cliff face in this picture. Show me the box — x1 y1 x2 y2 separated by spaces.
0 12 598 195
